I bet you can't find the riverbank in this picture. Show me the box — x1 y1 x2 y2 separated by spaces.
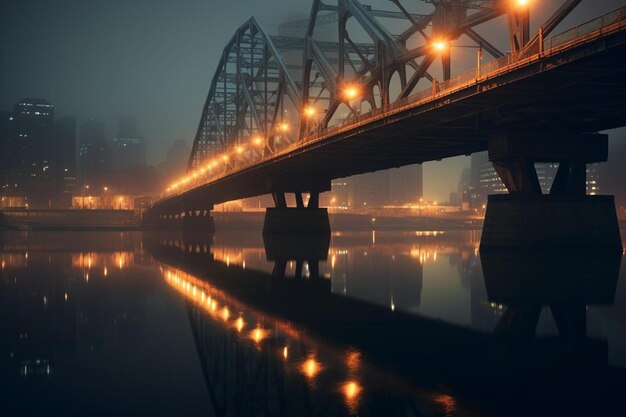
0 209 140 230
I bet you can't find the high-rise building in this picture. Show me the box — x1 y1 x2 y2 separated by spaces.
79 119 111 190
0 111 16 196
9 99 56 207
112 117 145 169
54 117 77 207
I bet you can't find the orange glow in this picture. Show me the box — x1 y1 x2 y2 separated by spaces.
236 146 244 154
434 394 456 415
346 351 361 370
303 105 317 118
221 306 230 321
103 266 108 277
283 346 288 359
515 0 530 6
343 380 362 400
235 316 245 332
301 357 321 379
279 122 289 132
432 40 448 52
342 380 363 414
222 155 229 163
342 84 361 100
252 136 264 146
250 327 268 343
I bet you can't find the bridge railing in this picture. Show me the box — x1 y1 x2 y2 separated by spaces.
159 6 626 203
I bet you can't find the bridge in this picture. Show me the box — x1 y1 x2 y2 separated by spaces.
144 1 626 248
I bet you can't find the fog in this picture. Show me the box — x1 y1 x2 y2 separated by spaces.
1 0 623 201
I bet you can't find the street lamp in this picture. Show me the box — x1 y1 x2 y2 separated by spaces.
432 40 448 53
303 105 317 136
431 39 484 81
342 83 361 101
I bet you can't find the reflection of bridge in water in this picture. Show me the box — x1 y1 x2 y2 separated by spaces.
145 231 625 416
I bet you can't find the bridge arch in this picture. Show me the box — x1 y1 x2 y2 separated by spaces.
188 18 302 171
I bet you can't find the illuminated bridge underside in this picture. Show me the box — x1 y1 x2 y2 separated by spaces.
164 30 626 209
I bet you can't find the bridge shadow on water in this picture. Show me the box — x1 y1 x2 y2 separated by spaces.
143 231 625 417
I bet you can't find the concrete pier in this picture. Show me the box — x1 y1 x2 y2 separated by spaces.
481 195 622 249
262 207 330 235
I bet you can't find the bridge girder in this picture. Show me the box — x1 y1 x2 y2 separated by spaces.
182 0 593 200
188 18 302 171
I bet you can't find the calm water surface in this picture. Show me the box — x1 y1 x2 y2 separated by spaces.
1 230 625 416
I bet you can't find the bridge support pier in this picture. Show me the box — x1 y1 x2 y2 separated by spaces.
181 209 215 232
142 203 214 232
263 191 330 235
480 132 622 249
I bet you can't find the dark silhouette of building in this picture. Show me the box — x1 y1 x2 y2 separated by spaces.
160 138 190 179
79 119 111 190
0 99 56 207
112 116 146 169
0 111 16 198
53 117 77 207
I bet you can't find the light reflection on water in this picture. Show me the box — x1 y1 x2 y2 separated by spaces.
0 230 625 416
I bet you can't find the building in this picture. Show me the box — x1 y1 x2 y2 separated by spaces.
79 119 111 190
0 111 16 196
468 150 602 208
1 99 56 207
112 117 145 169
54 117 77 207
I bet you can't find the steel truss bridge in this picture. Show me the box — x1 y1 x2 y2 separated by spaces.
146 0 626 241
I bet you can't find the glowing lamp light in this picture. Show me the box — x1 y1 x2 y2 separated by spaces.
343 381 362 400
235 316 245 332
301 357 321 379
222 155 229 163
221 306 230 321
432 40 448 52
250 327 267 343
303 105 317 118
515 0 530 6
342 84 361 101
279 122 289 132
236 145 244 154
252 136 264 146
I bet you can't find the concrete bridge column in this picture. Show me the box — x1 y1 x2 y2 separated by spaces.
480 132 622 249
181 207 215 232
142 201 214 232
263 189 330 235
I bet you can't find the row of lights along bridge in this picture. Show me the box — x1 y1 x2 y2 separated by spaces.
166 0 532 195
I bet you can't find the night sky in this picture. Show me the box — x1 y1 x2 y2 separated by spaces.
1 0 624 201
